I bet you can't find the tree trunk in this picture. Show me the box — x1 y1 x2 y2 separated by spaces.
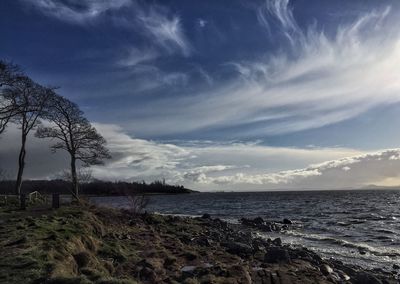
70 155 79 200
15 133 27 196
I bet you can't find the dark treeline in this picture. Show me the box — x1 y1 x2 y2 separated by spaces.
0 180 192 195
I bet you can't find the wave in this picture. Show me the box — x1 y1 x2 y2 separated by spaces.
279 230 400 257
374 229 396 234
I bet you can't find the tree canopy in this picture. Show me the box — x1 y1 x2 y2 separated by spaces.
36 95 111 198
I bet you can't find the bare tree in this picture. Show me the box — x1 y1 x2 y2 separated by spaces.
36 95 111 199
0 98 15 134
0 60 24 134
0 60 23 87
3 77 53 195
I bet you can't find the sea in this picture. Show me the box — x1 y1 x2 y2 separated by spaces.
91 190 400 271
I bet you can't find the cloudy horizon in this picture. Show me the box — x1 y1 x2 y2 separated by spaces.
2 0 400 191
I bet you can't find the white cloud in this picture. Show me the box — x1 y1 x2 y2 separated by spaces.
199 149 400 190
196 66 213 86
198 18 207 28
161 72 189 86
137 7 192 56
3 123 400 191
20 0 131 23
118 48 159 67
20 0 192 60
122 2 400 137
87 124 364 189
257 0 300 45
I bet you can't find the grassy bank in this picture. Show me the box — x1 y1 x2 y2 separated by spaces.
0 204 397 284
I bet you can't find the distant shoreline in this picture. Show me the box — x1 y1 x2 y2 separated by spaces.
184 188 400 193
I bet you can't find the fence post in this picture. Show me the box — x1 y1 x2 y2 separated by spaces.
52 193 60 209
20 194 26 210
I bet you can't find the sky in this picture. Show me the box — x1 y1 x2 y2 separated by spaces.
2 0 400 191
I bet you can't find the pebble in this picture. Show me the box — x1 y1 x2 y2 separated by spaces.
320 264 333 275
181 266 197 272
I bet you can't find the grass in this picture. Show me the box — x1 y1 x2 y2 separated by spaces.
0 203 234 284
0 202 348 284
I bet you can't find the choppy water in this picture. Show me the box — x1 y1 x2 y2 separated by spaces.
91 190 400 271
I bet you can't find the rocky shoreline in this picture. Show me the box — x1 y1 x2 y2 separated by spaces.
176 214 398 284
0 205 398 283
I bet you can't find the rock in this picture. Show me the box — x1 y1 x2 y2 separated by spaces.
240 218 252 226
195 236 211 246
253 217 264 224
337 270 351 281
240 217 283 232
283 218 293 224
181 266 197 272
227 265 251 284
272 237 282 246
393 264 400 270
240 217 263 226
358 247 367 255
327 272 341 282
320 264 333 275
264 247 291 263
291 248 322 264
223 241 253 257
252 238 269 251
211 218 229 230
201 213 211 219
354 271 383 284
183 251 198 261
270 223 278 231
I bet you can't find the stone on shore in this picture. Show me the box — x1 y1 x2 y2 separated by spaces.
282 218 293 224
222 241 253 257
320 264 333 275
354 271 383 284
264 247 291 263
201 213 211 219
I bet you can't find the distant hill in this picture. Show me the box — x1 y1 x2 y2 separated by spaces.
361 184 400 190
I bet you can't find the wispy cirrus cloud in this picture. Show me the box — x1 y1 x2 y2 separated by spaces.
257 0 300 44
118 47 159 67
20 0 192 60
20 0 132 23
122 1 400 137
136 7 192 57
